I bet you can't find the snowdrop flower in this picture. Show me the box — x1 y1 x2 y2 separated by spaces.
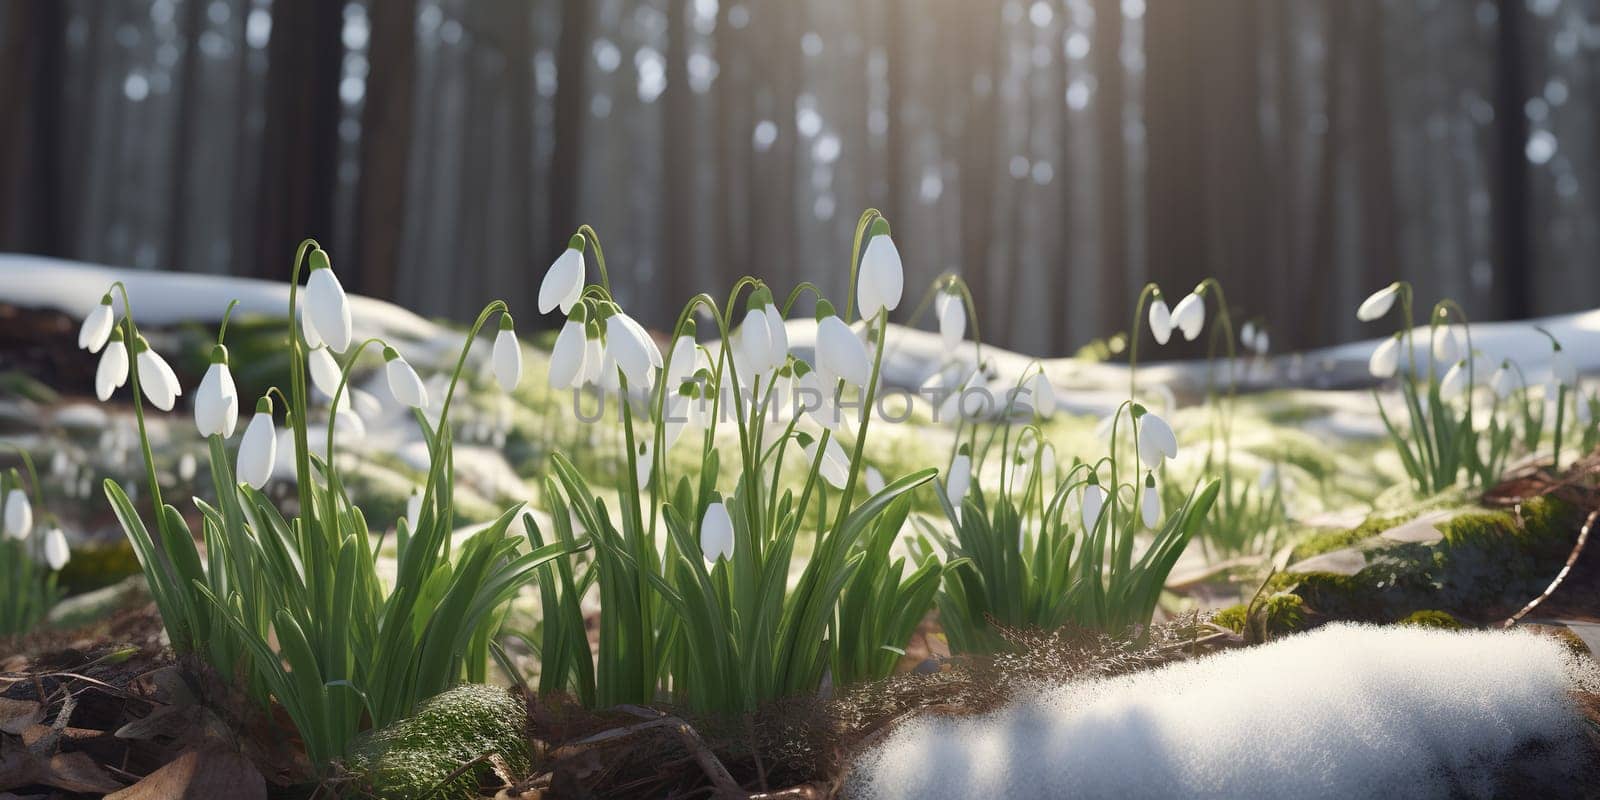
815 300 871 389
1439 359 1469 401
41 525 69 570
1356 283 1400 322
865 466 886 494
946 447 972 515
194 345 239 438
579 321 606 386
96 329 130 401
237 397 277 489
739 303 772 376
1148 294 1174 345
134 337 183 412
603 310 662 389
300 310 323 349
539 236 586 315
307 346 343 399
1551 345 1576 388
936 286 966 350
1080 476 1106 532
856 221 904 318
1240 321 1258 352
383 346 429 409
763 293 790 369
304 248 353 352
1171 292 1205 341
79 295 115 353
4 488 32 540
492 314 523 392
1369 334 1401 379
665 322 699 390
700 500 735 562
1140 472 1162 528
547 306 590 390
405 488 423 530
1026 370 1056 417
801 433 850 490
1431 325 1460 365
1489 362 1518 400
178 452 197 482
1136 408 1179 467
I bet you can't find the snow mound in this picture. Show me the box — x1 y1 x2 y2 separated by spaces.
849 624 1598 800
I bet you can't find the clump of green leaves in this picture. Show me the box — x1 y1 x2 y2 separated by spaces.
99 242 573 768
522 212 940 715
1 459 65 636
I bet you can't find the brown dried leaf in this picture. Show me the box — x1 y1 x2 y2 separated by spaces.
0 739 123 795
105 747 266 800
0 700 41 736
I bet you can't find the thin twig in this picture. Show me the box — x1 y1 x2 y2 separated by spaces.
1503 508 1597 628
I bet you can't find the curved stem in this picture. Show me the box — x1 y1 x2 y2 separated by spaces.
1128 283 1159 399
107 281 165 521
577 225 611 295
844 209 882 323
217 299 240 344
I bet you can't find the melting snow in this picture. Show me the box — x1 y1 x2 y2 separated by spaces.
850 624 1599 799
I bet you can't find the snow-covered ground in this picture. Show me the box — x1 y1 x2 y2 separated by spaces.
849 624 1600 800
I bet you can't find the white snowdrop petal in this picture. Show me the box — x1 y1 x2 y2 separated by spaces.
1141 484 1162 528
195 363 239 438
4 489 32 540
1148 299 1173 345
539 249 585 314
1028 372 1056 417
79 304 114 352
548 321 588 390
1356 284 1399 322
740 309 771 373
1369 336 1400 379
939 293 966 350
306 267 354 352
700 501 735 562
137 349 181 411
493 328 524 392
817 315 872 388
300 310 324 349
858 235 904 316
764 305 790 368
237 412 277 489
43 527 69 570
386 357 429 408
1172 293 1205 341
96 341 130 401
309 346 343 398
1081 484 1106 531
947 453 972 512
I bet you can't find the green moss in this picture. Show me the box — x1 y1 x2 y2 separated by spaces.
1289 510 1419 562
1213 593 1306 642
348 684 528 799
55 539 142 594
1397 609 1463 630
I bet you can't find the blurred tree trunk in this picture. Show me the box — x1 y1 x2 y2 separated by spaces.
1491 0 1530 320
712 0 747 299
165 0 206 272
1093 0 1127 335
959 7 1000 328
1307 1 1347 344
547 0 591 285
252 0 342 279
0 0 64 255
885 0 907 220
355 0 417 299
662 0 693 311
1354 0 1397 317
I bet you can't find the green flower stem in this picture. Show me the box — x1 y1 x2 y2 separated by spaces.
217 299 240 344
1127 283 1159 399
285 238 321 540
844 209 882 323
577 225 612 295
107 281 166 530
